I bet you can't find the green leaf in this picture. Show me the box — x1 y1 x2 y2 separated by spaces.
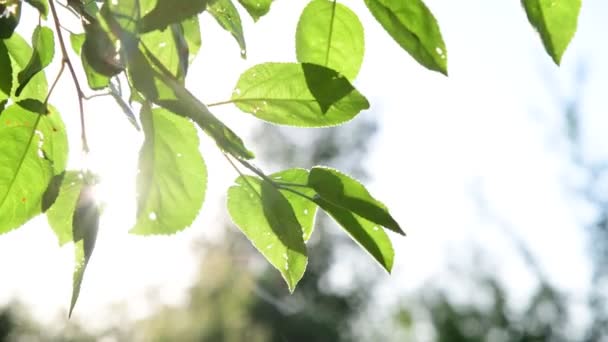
140 0 208 33
0 103 68 234
296 0 364 81
128 45 254 159
521 0 581 65
69 33 86 55
82 19 124 77
0 0 21 39
208 0 246 58
82 52 111 90
66 0 99 20
141 25 187 81
237 0 273 21
180 16 202 64
46 171 84 246
131 104 207 235
16 26 55 97
4 31 48 101
37 102 68 174
232 62 369 127
270 169 318 241
105 0 140 35
309 167 404 235
364 0 447 75
24 0 48 18
315 197 394 272
0 40 12 99
69 182 100 317
228 176 308 291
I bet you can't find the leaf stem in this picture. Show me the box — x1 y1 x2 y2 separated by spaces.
236 158 278 186
49 0 90 153
279 186 318 204
206 99 235 108
83 92 112 100
273 181 311 188
223 154 318 204
223 153 263 201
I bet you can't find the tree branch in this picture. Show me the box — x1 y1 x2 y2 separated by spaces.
48 0 90 153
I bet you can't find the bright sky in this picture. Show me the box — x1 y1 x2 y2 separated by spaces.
1 0 607 333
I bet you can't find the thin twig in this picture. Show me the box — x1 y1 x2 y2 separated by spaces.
56 0 80 17
83 92 112 100
44 62 66 106
48 0 90 153
59 24 78 35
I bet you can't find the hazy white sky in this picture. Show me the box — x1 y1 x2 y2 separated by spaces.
1 0 607 331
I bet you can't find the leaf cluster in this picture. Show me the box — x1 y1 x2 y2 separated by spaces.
0 0 582 315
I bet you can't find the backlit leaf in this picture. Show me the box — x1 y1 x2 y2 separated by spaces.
16 26 55 97
82 51 111 90
228 175 308 291
69 33 86 55
271 169 318 241
309 166 404 235
0 103 68 234
4 32 48 101
315 197 394 272
364 0 447 75
82 19 124 77
140 0 208 33
46 171 84 246
37 102 68 174
180 16 202 64
296 0 364 80
522 0 581 65
232 62 369 127
237 0 273 21
69 182 100 317
131 104 207 235
141 26 186 80
128 46 254 159
208 0 246 58
70 31 110 90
